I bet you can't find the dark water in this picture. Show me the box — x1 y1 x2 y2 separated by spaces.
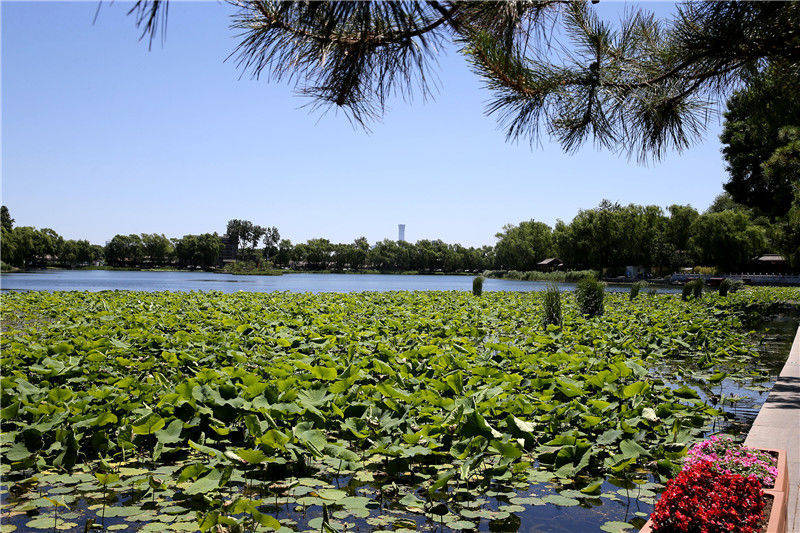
0 270 682 294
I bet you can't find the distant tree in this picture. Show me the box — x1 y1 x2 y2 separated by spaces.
665 204 700 250
141 233 174 266
350 237 370 271
274 239 293 267
1 206 14 232
331 243 351 271
303 238 333 270
226 219 254 250
59 240 95 268
412 239 450 272
1 227 16 266
249 225 267 249
195 233 223 268
554 201 668 270
688 211 767 271
721 65 800 217
32 229 64 266
706 192 750 214
4 227 37 268
494 220 553 270
174 233 221 269
369 239 403 271
291 242 308 266
105 234 144 267
262 226 280 260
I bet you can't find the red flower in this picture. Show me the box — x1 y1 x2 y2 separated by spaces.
651 461 765 533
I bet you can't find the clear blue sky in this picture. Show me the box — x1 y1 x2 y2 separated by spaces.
2 1 728 247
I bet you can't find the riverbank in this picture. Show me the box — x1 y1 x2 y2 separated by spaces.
72 266 479 276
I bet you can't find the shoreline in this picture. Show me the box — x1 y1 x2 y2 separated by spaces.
3 267 798 287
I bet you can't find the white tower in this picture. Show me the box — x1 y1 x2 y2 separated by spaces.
398 224 406 242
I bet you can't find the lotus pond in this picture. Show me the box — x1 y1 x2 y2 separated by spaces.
0 288 798 533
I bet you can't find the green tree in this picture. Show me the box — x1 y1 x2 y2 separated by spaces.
331 243 351 271
141 233 174 266
105 234 144 267
776 190 800 268
1 206 14 233
665 205 700 251
274 239 293 267
350 237 370 271
303 238 333 270
494 220 553 270
174 233 221 269
720 66 800 217
706 193 750 214
262 226 280 260
32 228 64 266
369 239 402 271
554 201 668 270
59 240 95 268
688 211 767 271
5 227 38 268
226 219 254 251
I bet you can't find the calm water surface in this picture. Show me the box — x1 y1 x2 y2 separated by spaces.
0 269 682 294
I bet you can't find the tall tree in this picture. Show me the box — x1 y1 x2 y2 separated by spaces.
688 211 767 271
720 65 800 217
262 226 280 259
1 206 14 233
494 220 553 270
665 204 699 250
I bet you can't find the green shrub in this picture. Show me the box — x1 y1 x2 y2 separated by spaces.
719 278 732 297
682 279 704 300
693 266 717 275
542 283 562 326
729 279 745 293
483 269 600 283
630 281 648 300
564 270 601 282
692 279 703 298
472 275 485 296
505 270 525 280
576 275 604 317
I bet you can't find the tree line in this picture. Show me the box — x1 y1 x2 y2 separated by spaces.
104 233 222 269
0 207 223 270
3 195 796 274
495 196 797 273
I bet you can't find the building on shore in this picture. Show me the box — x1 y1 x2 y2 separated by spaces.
537 257 563 272
752 253 789 274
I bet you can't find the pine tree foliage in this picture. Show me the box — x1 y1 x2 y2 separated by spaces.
126 1 800 159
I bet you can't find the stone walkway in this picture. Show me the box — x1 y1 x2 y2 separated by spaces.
745 323 800 531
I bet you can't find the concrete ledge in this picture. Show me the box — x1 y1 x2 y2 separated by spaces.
745 323 800 531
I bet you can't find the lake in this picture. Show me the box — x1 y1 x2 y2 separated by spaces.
0 269 682 294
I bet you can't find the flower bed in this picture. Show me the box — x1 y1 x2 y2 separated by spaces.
641 437 787 533
683 435 778 487
650 461 765 532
